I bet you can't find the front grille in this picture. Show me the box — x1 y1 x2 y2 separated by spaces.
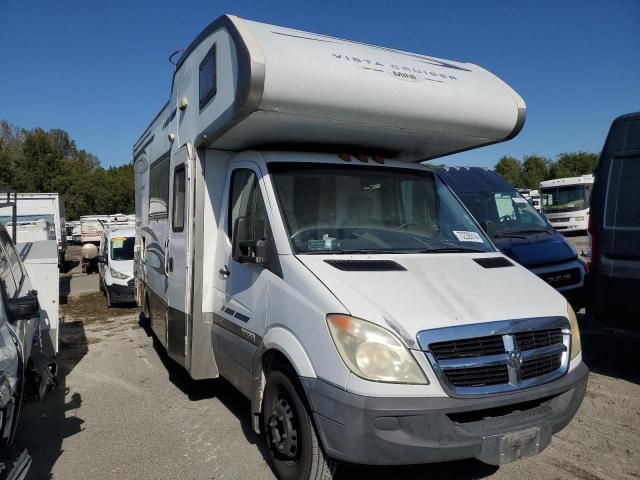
515 328 563 351
417 318 571 395
444 364 509 387
521 353 562 380
537 269 581 289
431 335 504 360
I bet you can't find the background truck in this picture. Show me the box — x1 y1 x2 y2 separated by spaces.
0 193 66 268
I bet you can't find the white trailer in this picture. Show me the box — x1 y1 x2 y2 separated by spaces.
540 175 594 232
0 193 66 266
134 15 586 478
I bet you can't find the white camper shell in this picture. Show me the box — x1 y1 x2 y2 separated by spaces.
0 193 66 266
134 15 586 477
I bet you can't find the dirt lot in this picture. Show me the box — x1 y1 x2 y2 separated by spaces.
12 240 640 479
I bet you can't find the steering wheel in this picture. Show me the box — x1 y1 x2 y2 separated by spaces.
396 222 417 230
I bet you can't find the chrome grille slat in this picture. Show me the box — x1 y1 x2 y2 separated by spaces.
417 317 572 396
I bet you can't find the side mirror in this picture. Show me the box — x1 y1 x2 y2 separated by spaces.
8 291 39 321
480 220 495 239
232 217 267 264
96 255 107 264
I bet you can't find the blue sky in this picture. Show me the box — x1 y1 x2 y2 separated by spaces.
1 1 638 168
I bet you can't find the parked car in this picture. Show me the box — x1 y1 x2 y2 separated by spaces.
438 167 585 308
97 226 136 307
0 224 56 477
587 112 640 325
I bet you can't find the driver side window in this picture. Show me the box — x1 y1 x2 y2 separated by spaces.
228 169 268 242
494 193 517 220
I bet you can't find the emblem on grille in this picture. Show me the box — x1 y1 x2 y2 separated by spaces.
507 349 524 369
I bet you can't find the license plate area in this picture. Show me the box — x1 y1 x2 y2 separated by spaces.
477 425 551 465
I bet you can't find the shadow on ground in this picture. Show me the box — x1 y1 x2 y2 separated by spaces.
14 320 88 479
578 311 639 384
59 275 71 305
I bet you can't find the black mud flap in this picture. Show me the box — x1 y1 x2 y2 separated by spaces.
0 449 31 480
476 424 552 465
29 351 57 400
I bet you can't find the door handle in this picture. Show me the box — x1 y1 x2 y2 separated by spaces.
219 266 230 279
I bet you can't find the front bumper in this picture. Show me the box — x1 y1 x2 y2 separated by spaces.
302 362 588 466
106 283 135 303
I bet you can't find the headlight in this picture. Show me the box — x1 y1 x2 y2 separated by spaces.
109 267 129 280
567 304 581 359
327 314 428 384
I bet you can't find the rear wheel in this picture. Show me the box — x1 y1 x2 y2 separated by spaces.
262 369 336 480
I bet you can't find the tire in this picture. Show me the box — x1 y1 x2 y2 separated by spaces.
99 278 105 294
262 369 336 480
106 289 113 308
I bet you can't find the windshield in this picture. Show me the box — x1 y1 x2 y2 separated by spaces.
110 236 135 261
457 190 549 234
268 163 494 254
541 185 590 213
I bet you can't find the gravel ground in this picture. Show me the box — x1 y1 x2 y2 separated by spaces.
12 240 640 479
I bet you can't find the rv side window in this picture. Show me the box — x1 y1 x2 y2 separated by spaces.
149 154 170 219
172 165 186 232
199 45 217 109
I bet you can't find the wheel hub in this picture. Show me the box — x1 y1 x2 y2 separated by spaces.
267 396 298 459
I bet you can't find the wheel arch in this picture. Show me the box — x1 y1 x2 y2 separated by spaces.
250 327 316 433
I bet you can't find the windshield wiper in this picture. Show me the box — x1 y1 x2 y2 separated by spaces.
424 246 488 253
492 232 528 239
507 229 552 236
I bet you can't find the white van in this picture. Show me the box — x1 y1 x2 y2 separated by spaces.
97 226 136 307
134 15 587 479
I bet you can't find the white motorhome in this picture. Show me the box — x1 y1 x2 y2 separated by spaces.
540 175 594 232
97 226 136 306
79 214 134 244
134 15 587 478
0 193 66 266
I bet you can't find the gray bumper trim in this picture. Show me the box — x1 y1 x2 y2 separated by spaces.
301 362 588 465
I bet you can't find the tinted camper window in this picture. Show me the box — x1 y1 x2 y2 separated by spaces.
199 45 217 109
149 155 170 218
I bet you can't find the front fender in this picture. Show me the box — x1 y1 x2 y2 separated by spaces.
250 326 316 433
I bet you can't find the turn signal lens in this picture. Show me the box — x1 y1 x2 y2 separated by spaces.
567 304 581 360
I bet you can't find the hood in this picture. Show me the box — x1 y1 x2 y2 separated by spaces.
298 253 567 348
110 259 134 276
493 232 577 268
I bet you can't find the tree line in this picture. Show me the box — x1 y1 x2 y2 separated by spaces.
0 120 134 220
494 151 599 189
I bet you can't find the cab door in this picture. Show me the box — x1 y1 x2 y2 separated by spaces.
165 144 193 365
213 163 273 393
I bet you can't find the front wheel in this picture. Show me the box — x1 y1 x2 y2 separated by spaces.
262 370 336 480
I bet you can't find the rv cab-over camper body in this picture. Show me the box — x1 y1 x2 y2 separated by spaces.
134 14 587 478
